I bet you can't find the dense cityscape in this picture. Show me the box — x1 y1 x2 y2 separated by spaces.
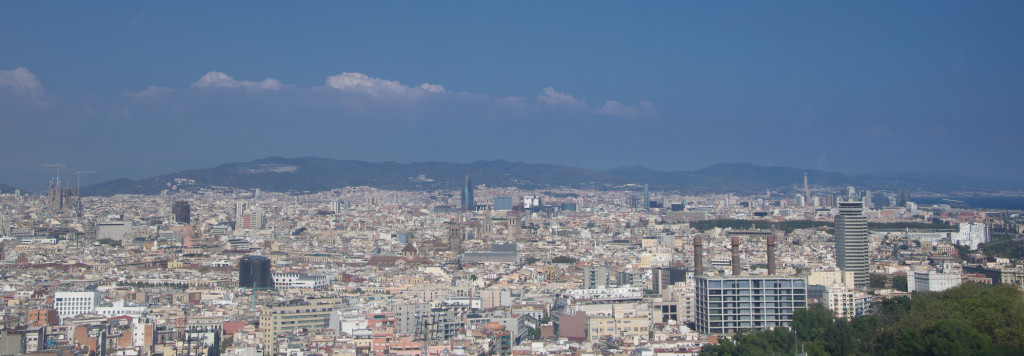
0 170 1021 355
4 2 1024 355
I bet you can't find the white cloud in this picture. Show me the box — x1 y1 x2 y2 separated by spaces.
136 70 656 120
419 83 446 93
0 67 43 92
0 67 49 106
594 100 656 117
324 72 446 98
192 71 284 90
537 87 584 108
124 86 171 98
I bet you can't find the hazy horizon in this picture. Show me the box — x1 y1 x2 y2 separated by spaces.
8 155 1022 193
3 2 1024 190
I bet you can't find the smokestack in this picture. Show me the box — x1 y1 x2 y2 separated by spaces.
767 235 776 275
731 235 741 276
693 236 703 277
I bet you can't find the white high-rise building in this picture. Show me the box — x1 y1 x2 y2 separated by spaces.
951 222 990 250
836 199 868 289
235 201 248 226
824 286 856 319
523 196 540 209
54 291 101 322
695 276 808 335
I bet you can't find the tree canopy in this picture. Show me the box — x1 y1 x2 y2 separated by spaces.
551 256 578 264
700 283 1024 356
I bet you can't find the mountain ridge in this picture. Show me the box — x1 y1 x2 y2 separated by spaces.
0 183 19 194
78 157 1019 196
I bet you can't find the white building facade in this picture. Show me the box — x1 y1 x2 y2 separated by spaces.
54 291 101 321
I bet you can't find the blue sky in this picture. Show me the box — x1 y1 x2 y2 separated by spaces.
2 2 1023 190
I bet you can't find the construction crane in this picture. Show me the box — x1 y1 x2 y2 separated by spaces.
41 162 66 190
74 170 95 196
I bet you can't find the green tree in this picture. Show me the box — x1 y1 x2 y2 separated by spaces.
97 238 122 247
894 327 924 356
698 284 1024 355
869 274 888 289
922 320 990 356
791 307 832 343
551 256 578 264
849 314 883 354
221 335 233 353
525 326 542 340
892 274 908 292
953 244 971 260
822 317 856 356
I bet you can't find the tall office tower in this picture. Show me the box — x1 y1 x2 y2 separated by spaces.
447 223 464 254
835 199 868 289
172 201 191 224
652 267 688 293
235 201 248 225
628 194 641 209
241 207 266 230
803 172 810 206
693 236 704 276
896 190 910 207
731 236 741 276
643 184 651 210
461 175 474 212
239 255 274 290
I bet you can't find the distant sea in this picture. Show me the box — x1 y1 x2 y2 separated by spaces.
913 197 1024 211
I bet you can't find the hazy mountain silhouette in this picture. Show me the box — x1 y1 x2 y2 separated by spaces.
79 157 1017 196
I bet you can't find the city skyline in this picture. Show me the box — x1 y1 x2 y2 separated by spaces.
3 2 1024 190
3 3 1024 352
2 174 1018 354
